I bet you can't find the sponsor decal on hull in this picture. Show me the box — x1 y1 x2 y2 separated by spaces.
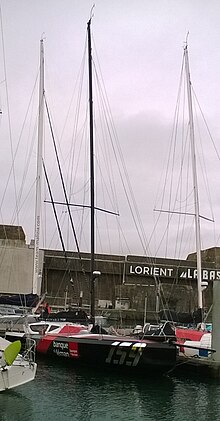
69 342 79 358
105 341 146 367
53 340 69 358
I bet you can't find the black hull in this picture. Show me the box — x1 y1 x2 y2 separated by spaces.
35 333 177 374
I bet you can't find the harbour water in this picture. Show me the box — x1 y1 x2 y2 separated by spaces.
1 356 220 421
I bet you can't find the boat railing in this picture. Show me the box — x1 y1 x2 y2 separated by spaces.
23 338 36 363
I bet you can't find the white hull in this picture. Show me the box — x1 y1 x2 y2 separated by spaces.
0 358 37 392
0 336 37 392
179 333 212 358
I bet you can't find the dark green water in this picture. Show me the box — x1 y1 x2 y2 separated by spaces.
1 357 220 421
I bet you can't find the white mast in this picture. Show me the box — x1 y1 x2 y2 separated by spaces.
32 39 44 295
184 44 203 310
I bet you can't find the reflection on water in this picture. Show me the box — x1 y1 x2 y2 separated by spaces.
1 357 220 420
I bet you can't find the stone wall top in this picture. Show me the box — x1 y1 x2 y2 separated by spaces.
0 225 25 242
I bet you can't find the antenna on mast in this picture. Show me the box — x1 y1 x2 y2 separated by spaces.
89 4 95 20
183 31 190 49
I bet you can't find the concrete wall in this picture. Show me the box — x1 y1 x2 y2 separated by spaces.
0 242 43 296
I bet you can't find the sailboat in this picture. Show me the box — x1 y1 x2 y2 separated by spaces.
0 337 37 392
175 43 212 356
0 39 44 320
157 42 213 358
0 40 45 327
21 19 178 375
0 38 46 389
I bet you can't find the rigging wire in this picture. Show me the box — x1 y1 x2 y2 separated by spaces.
58 35 89 251
0 5 19 227
92 37 150 256
11 77 39 224
45 96 89 284
43 159 67 261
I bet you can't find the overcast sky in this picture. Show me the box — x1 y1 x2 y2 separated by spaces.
0 0 220 260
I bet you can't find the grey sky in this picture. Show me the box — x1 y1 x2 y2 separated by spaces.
0 0 220 259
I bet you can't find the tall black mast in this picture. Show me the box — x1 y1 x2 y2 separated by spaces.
87 19 95 324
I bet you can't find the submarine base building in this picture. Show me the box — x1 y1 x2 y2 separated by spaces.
0 225 219 323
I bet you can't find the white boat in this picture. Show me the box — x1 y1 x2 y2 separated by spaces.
0 337 37 392
158 42 214 358
0 35 47 338
178 332 212 358
0 36 49 392
133 41 215 362
173 43 212 356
